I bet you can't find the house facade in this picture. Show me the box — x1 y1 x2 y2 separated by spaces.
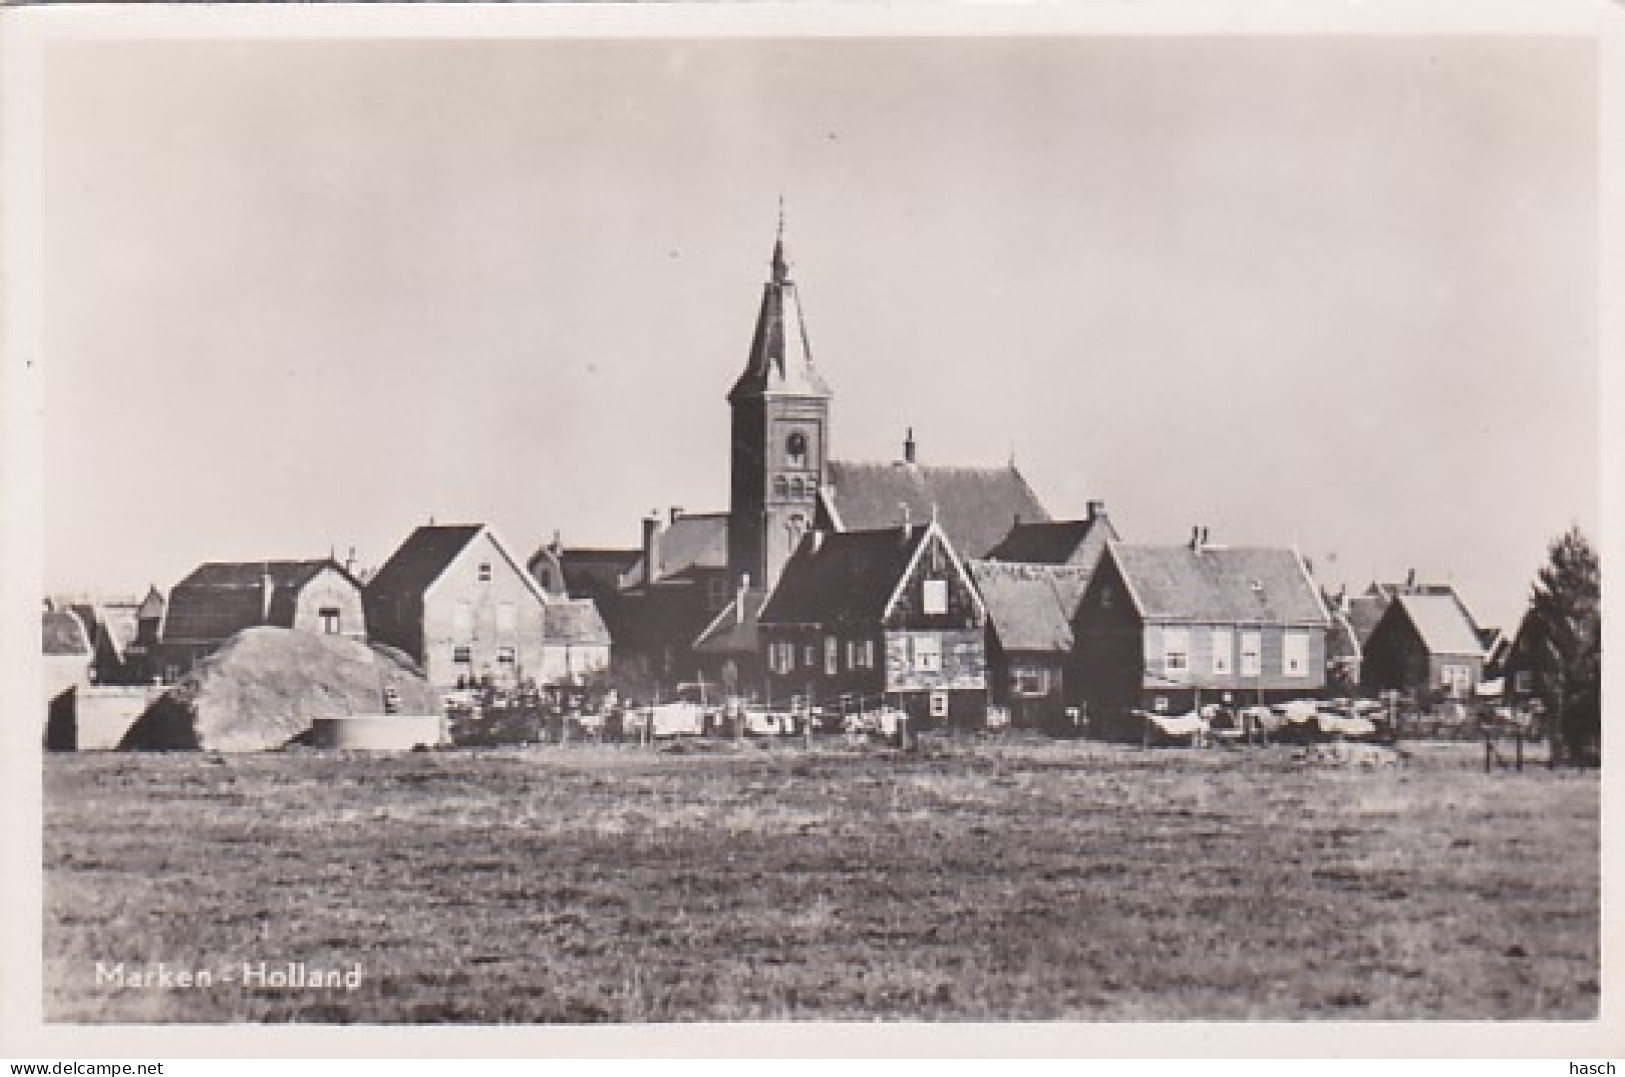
1360 592 1485 702
757 518 987 727
1071 535 1331 720
968 560 1091 730
156 560 365 680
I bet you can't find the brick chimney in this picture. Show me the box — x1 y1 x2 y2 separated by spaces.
903 427 917 465
1087 500 1106 523
261 565 274 621
642 513 662 586
736 573 751 625
669 506 684 525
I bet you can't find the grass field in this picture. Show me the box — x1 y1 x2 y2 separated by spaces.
43 737 1599 1022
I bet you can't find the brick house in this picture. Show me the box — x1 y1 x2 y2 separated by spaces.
156 559 366 681
756 517 988 727
366 523 608 690
1071 532 1331 720
1360 592 1486 702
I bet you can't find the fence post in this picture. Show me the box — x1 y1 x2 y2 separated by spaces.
1515 728 1523 771
1484 736 1493 774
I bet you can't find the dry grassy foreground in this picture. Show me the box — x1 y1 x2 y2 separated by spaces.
44 738 1598 1022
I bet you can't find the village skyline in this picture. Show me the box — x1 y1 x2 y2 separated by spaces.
39 35 1596 633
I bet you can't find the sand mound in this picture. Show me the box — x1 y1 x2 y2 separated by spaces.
122 627 440 752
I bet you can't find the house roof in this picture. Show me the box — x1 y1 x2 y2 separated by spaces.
759 525 932 626
693 588 770 655
822 460 1049 560
545 599 613 647
1392 593 1485 656
1345 593 1390 646
968 561 1091 653
1108 543 1328 626
655 513 730 580
162 559 357 645
42 609 91 656
365 525 485 598
986 515 1115 564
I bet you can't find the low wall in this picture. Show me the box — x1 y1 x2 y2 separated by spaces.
79 687 165 750
308 714 445 750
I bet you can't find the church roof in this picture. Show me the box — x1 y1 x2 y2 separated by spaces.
821 460 1049 560
728 232 831 401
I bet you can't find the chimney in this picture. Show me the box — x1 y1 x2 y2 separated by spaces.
550 530 562 555
900 502 912 539
642 513 662 585
904 427 917 465
261 565 274 622
1087 500 1105 523
1201 527 1209 546
1405 568 1417 591
669 506 684 525
736 573 750 625
1189 526 1202 551
345 546 357 575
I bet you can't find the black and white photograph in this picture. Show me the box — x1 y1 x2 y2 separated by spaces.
1 0 1614 1057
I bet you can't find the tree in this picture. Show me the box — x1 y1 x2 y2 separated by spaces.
1519 527 1601 761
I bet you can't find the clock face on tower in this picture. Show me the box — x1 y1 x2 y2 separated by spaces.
786 430 808 468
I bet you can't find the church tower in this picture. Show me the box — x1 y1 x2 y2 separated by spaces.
727 214 832 592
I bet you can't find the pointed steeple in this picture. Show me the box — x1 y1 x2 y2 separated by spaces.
729 206 831 402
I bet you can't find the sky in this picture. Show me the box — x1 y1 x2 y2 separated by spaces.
39 34 1597 631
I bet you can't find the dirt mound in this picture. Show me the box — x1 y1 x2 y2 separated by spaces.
122 628 440 752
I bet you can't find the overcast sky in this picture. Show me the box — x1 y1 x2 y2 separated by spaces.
41 35 1595 631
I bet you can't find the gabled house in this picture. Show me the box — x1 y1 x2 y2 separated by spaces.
756 517 988 727
692 581 771 697
1071 532 1331 719
366 524 553 689
156 559 366 681
1360 592 1486 701
968 561 1091 729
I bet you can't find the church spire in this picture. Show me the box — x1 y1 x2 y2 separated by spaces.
728 205 830 403
770 195 790 284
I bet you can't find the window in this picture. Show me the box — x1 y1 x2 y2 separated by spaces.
1283 631 1309 678
319 607 341 635
848 639 874 670
453 646 472 665
790 478 806 499
1515 670 1533 694
930 690 949 718
1014 668 1049 696
804 644 817 668
1240 632 1262 677
478 562 492 582
922 579 948 615
774 476 789 499
912 634 942 673
825 636 839 676
1101 582 1115 609
496 602 517 637
453 602 473 640
786 430 808 468
770 641 795 675
497 646 515 665
845 640 859 670
1162 628 1189 676
1153 696 1169 713
1211 628 1233 675
862 640 875 669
